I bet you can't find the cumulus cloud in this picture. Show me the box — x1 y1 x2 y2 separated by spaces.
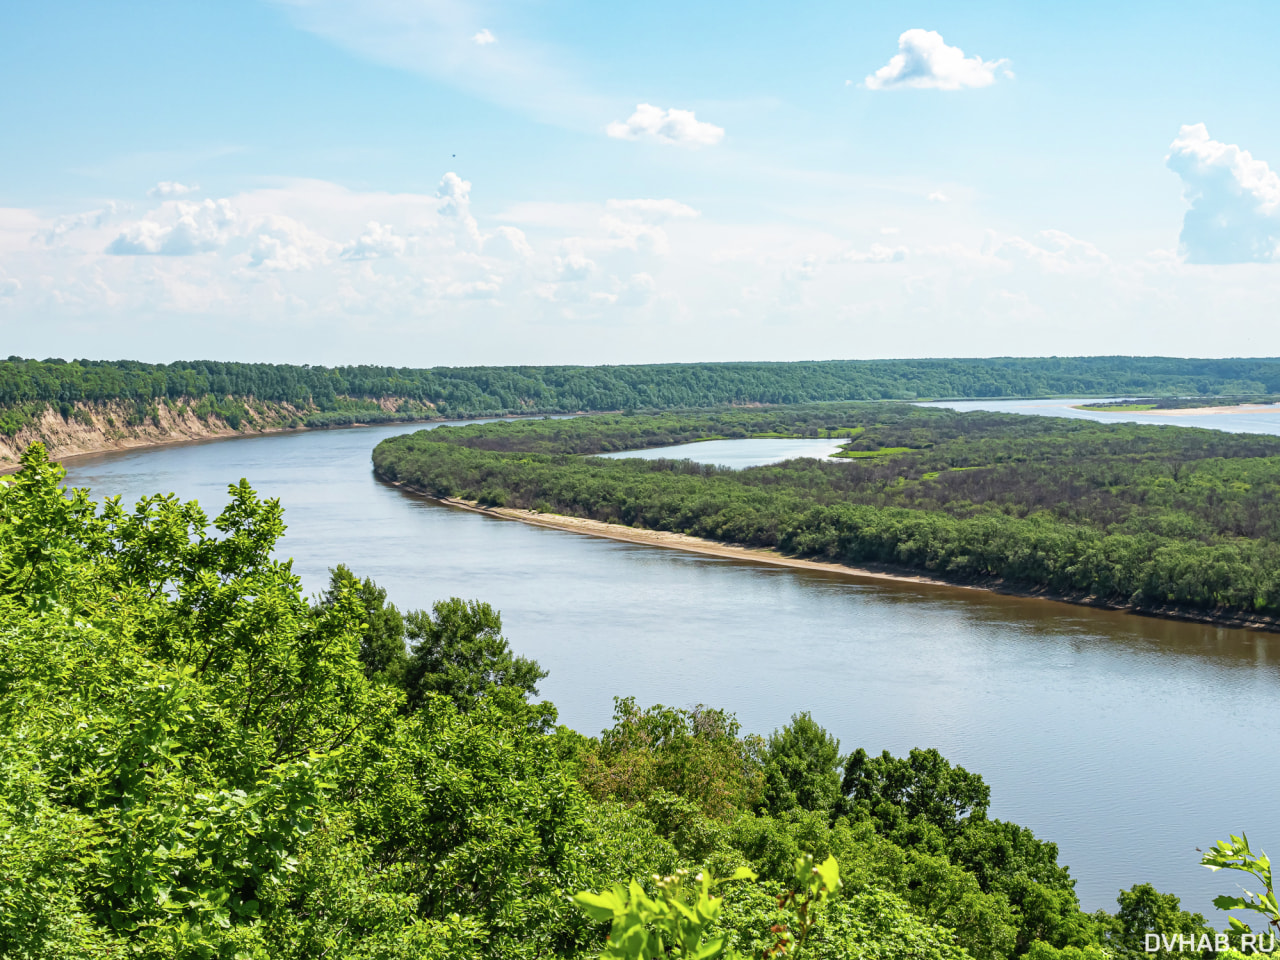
472 28 495 45
37 203 124 245
0 277 20 298
148 181 198 198
485 225 534 259
606 104 724 147
436 172 481 249
600 217 670 256
606 198 700 221
555 253 596 280
928 191 950 203
246 216 330 271
843 243 907 264
1167 123 1280 264
106 199 237 255
865 29 1011 91
341 221 408 260
989 229 1108 273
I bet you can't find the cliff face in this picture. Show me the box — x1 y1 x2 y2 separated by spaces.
0 398 316 469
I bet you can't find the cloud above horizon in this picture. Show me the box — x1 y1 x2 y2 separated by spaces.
865 30 1011 91
9 169 1280 365
1167 123 1280 264
148 181 199 198
606 104 724 147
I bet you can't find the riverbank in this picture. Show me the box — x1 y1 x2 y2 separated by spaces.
394 487 1280 633
0 402 558 474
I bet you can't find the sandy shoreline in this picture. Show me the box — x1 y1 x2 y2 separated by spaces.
388 489 1280 633
438 495 960 588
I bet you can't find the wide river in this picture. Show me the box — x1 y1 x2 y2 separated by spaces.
59 405 1280 918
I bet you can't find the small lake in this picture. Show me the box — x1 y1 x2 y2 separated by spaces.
596 437 847 468
56 417 1280 918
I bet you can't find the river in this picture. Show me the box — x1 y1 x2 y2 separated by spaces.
58 415 1280 918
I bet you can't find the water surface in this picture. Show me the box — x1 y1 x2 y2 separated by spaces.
924 396 1280 434
597 436 847 468
59 423 1280 918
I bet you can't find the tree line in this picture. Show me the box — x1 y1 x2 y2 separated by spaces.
8 355 1280 417
372 405 1280 620
0 447 1244 958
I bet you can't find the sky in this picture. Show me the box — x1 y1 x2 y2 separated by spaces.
3 0 1280 366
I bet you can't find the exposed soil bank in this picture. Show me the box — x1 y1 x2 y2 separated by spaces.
0 397 445 473
389 484 1280 634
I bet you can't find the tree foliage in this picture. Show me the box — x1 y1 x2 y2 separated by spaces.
0 444 1233 959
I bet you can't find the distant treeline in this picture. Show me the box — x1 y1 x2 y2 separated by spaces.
373 406 1280 621
9 355 1280 417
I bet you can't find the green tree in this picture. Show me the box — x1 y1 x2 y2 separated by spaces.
841 747 991 840
761 712 843 817
1099 883 1214 959
318 564 408 685
403 597 552 726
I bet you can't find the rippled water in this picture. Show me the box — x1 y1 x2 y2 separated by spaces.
58 421 1280 917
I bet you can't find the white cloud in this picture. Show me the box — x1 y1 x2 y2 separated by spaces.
1167 123 1280 264
341 221 408 260
606 198 701 221
15 169 1280 364
600 217 670 256
606 104 724 147
928 191 950 203
273 0 604 130
865 29 1011 91
245 216 330 271
617 272 656 306
445 278 501 299
106 199 237 255
485 225 534 259
843 243 907 263
37 203 124 246
472 28 495 45
436 171 481 249
148 181 198 198
555 253 597 280
989 229 1108 273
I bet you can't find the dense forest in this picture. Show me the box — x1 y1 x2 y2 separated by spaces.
372 405 1280 622
2 447 1250 958
8 356 1280 424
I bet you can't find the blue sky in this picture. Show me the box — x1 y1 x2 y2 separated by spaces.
3 0 1280 365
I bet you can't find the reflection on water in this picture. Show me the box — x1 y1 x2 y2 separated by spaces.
597 437 847 468
59 422 1280 917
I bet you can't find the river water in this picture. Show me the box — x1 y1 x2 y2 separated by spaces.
58 415 1280 918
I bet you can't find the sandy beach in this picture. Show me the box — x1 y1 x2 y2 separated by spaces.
386 490 1280 632
436 495 958 588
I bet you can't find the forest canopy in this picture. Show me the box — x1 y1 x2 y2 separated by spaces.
0 445 1236 959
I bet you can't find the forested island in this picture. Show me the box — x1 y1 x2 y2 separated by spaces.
2 446 1255 959
372 405 1280 626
